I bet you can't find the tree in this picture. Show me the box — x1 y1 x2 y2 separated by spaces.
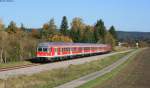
48 18 57 35
103 32 116 49
48 34 73 42
82 25 95 43
60 16 69 36
109 26 117 39
0 19 4 31
31 29 40 38
20 23 26 31
6 21 18 33
70 17 85 42
41 18 57 39
94 19 107 43
0 31 8 63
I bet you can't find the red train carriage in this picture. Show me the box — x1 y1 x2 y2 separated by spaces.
36 42 112 59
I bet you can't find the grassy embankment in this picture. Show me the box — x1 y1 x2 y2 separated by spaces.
78 49 141 88
0 50 133 88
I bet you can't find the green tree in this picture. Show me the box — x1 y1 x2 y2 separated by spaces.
20 23 26 31
60 16 68 36
48 18 57 35
109 25 117 39
94 19 107 43
6 21 18 33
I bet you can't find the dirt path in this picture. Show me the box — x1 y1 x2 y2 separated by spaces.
94 48 150 88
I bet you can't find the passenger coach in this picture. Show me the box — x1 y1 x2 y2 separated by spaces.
36 42 112 59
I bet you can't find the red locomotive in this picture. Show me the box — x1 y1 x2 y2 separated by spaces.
36 42 112 59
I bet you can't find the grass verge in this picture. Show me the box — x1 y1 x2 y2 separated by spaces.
77 49 140 88
0 51 133 88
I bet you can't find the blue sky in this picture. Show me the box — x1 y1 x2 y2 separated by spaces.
0 0 150 32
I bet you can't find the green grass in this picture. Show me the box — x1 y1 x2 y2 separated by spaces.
0 51 133 88
77 49 140 88
0 61 32 68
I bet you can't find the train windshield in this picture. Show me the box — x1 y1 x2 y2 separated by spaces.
37 47 49 52
38 48 42 52
43 48 48 52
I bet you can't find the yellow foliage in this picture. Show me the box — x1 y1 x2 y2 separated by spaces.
48 35 73 42
104 32 116 48
43 23 49 30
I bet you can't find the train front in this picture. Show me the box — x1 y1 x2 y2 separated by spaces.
36 43 51 58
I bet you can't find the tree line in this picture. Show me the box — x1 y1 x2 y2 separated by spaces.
0 17 117 63
40 17 117 45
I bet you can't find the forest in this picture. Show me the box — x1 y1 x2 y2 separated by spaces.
0 16 133 63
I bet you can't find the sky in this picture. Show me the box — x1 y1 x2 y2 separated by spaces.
0 0 150 32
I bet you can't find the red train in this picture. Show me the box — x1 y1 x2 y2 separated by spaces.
36 42 112 59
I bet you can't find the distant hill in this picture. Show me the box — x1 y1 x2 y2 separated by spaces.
117 31 150 42
25 29 150 43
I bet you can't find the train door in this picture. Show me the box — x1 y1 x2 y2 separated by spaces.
55 47 58 56
57 48 61 55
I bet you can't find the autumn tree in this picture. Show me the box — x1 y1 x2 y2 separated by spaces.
0 31 8 63
103 32 116 49
70 17 85 42
82 25 95 43
31 29 40 38
94 19 107 43
41 23 49 39
60 16 69 36
41 18 57 39
0 20 7 63
48 34 73 42
0 19 4 31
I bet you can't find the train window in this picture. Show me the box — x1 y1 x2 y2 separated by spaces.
43 48 48 52
63 48 65 52
38 48 42 52
72 47 76 51
67 48 70 51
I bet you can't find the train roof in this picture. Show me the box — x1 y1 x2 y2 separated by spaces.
38 42 109 47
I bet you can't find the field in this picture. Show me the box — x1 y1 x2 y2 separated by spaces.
96 48 150 88
78 48 150 88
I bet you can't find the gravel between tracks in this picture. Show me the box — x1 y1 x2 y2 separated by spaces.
0 50 132 79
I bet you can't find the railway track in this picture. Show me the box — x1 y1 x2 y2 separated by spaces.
0 50 133 79
0 63 40 72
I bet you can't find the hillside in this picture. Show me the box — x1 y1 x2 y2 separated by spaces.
117 31 150 42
